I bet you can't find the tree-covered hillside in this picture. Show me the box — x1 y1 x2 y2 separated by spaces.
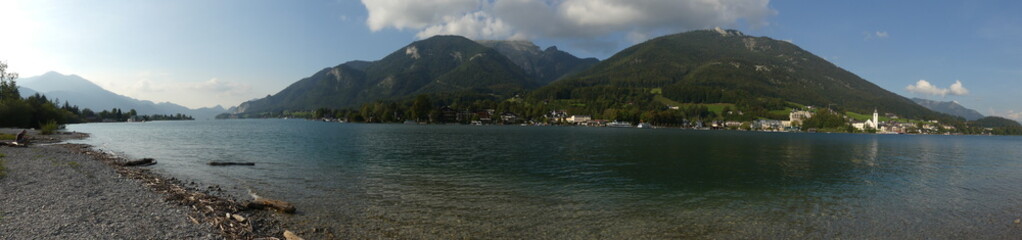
532 29 958 122
234 36 538 115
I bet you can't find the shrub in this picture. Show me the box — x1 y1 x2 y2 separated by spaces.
40 120 59 135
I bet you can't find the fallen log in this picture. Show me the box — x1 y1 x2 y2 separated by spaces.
0 142 28 148
244 198 296 214
208 161 255 166
122 158 156 167
284 230 304 240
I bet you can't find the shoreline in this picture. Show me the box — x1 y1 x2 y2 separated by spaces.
0 129 295 239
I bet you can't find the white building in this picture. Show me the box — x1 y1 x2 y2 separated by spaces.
854 109 881 131
566 115 591 124
865 109 879 130
789 110 813 125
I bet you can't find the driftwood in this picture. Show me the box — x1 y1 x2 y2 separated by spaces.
283 230 304 240
1 131 30 147
209 161 255 166
122 158 156 167
244 198 296 214
0 142 28 148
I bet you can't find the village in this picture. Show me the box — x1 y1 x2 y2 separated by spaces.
314 105 965 135
528 108 959 134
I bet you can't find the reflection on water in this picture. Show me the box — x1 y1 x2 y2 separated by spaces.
69 120 1022 238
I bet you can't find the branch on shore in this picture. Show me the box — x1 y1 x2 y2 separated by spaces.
121 158 156 167
244 198 297 214
208 161 255 166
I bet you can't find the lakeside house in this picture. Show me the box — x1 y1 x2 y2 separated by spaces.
566 115 591 124
500 112 518 123
753 119 784 131
789 110 813 125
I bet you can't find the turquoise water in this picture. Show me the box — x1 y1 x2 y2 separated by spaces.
69 119 1022 238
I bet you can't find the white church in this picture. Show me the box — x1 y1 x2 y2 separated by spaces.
852 109 881 131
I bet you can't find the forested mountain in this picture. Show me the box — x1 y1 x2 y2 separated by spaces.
18 72 226 120
477 40 598 85
532 29 954 121
912 98 984 120
233 36 538 115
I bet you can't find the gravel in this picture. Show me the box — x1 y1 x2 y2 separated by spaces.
0 125 234 240
0 141 220 239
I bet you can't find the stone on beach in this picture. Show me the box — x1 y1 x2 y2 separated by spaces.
284 230 304 240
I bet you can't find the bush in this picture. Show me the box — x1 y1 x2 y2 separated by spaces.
0 133 14 140
40 120 58 135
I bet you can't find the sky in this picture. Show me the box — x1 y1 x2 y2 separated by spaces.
1 0 1020 121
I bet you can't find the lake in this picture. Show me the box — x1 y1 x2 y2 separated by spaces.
68 119 1022 238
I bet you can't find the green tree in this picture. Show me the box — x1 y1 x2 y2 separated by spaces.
0 61 20 101
411 95 432 122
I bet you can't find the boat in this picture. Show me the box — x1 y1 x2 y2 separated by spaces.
637 123 652 129
607 121 633 128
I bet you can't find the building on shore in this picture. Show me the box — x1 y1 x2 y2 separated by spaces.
566 115 591 124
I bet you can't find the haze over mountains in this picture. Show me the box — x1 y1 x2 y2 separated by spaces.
911 98 984 121
18 72 227 120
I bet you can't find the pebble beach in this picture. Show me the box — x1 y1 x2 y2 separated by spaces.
0 129 292 239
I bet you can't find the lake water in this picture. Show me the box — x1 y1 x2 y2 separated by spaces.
68 119 1022 238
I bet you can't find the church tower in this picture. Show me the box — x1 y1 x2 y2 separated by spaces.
870 108 879 130
873 109 878 126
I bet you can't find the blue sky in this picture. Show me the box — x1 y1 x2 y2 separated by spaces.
1 0 1020 121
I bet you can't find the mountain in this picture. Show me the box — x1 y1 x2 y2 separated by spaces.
972 116 1022 128
533 28 952 120
234 35 537 115
18 72 227 120
476 40 598 85
911 98 984 120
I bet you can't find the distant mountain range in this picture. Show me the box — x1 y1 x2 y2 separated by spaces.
228 29 962 122
233 36 597 115
18 72 227 120
911 98 984 120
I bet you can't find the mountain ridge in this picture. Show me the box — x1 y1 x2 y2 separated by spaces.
476 40 599 85
532 29 954 121
18 72 227 120
911 98 984 120
233 36 567 115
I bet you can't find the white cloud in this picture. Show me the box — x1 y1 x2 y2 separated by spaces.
113 73 254 108
864 31 889 40
948 80 969 95
906 80 970 96
185 78 253 97
363 0 480 31
361 0 775 48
